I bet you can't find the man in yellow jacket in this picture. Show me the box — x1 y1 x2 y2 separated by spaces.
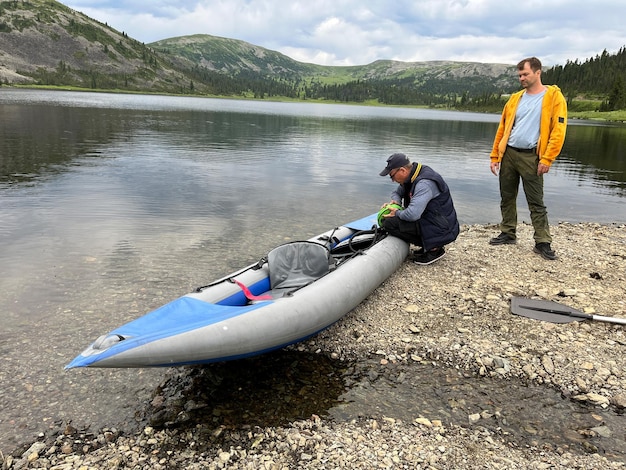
489 57 567 260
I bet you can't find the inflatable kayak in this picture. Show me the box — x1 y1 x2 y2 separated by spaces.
65 212 409 369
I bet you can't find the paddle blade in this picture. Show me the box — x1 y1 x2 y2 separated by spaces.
510 297 586 324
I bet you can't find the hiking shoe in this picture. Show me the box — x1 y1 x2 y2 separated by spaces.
489 233 516 245
413 247 445 265
534 242 556 260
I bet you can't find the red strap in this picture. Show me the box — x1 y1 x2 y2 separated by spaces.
232 279 272 301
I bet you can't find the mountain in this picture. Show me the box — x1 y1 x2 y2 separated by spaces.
149 34 322 78
0 0 518 100
149 34 518 93
0 0 202 93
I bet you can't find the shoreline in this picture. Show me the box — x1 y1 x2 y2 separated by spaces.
5 86 626 122
3 221 626 469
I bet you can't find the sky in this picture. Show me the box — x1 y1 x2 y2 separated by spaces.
64 0 626 67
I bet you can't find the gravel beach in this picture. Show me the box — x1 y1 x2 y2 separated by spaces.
3 222 625 469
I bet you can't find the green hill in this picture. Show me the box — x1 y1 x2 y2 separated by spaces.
149 34 519 102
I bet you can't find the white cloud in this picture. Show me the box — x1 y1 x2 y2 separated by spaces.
65 0 626 66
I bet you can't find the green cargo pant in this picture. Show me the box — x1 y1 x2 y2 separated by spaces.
498 147 552 244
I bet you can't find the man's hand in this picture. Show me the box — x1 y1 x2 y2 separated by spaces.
490 161 500 176
537 163 550 175
384 207 399 218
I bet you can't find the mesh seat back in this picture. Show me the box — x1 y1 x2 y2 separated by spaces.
267 242 330 290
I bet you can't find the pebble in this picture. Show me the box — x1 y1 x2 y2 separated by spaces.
574 393 611 407
542 355 555 375
612 393 626 408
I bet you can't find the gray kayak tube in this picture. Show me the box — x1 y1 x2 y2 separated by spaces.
66 212 410 369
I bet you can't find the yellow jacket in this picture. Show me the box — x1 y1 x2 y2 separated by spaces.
490 85 568 167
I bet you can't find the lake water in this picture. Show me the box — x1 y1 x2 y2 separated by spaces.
0 89 625 452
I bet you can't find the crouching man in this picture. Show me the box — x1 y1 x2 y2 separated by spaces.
379 153 459 265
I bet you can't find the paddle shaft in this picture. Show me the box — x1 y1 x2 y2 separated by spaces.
589 314 626 325
522 305 626 325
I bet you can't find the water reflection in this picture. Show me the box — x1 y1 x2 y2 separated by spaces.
559 123 626 196
2 91 624 226
0 104 130 185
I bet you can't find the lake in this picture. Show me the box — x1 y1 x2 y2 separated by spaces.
0 88 625 451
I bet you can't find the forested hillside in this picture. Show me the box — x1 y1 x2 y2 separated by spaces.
150 35 519 107
544 47 626 111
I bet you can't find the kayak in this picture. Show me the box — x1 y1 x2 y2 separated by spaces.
65 212 409 369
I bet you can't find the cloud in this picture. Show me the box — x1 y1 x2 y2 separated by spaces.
65 0 626 66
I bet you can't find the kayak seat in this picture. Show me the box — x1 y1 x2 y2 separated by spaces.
265 241 332 298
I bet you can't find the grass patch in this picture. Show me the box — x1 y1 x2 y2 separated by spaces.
569 110 626 122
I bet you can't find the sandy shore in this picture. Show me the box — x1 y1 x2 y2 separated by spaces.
3 222 626 469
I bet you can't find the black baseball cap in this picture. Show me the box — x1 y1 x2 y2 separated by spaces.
379 153 410 176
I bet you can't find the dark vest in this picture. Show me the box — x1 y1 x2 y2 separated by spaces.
402 163 459 250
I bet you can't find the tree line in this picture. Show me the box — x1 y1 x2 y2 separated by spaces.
186 46 626 111
24 49 626 111
178 69 516 110
303 47 626 111
543 46 626 111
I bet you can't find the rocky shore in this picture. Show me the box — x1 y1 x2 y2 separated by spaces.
3 222 625 469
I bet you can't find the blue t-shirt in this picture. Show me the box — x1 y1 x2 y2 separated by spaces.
508 89 546 149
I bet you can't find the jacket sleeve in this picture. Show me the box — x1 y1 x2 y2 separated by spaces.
539 89 568 166
490 93 520 162
390 185 404 204
490 110 508 162
397 180 438 222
